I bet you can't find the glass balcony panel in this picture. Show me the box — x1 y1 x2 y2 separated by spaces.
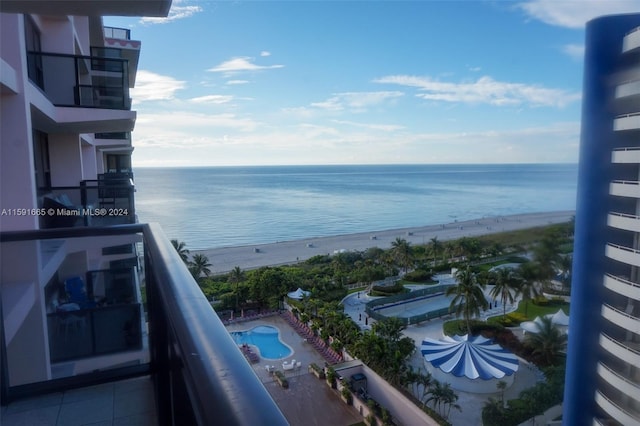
47 309 94 361
103 27 132 40
38 179 136 228
26 52 130 110
93 303 142 354
1 225 288 425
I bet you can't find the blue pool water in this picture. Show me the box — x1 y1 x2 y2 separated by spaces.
230 325 292 359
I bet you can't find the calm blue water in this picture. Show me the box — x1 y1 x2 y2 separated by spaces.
134 164 578 250
230 325 292 359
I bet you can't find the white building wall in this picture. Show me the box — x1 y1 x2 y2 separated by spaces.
70 15 90 54
48 134 83 186
1 240 51 386
81 138 98 180
39 16 75 54
0 14 38 232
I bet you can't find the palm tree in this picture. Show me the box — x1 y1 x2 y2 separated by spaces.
446 266 488 335
228 266 245 310
403 366 420 396
425 379 457 417
489 267 516 320
441 382 461 419
391 237 414 274
532 232 563 281
189 253 212 280
524 315 568 366
430 236 442 266
418 372 433 408
558 254 573 291
496 380 507 406
171 239 190 264
514 262 540 318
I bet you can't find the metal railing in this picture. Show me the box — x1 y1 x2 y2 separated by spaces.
39 177 136 228
604 272 640 290
47 302 142 362
95 131 131 140
0 224 288 425
27 51 130 110
104 26 131 40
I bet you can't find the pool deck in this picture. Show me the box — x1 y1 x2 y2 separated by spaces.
226 316 362 426
227 288 538 426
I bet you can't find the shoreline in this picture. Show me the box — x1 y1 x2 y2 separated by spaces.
196 210 574 274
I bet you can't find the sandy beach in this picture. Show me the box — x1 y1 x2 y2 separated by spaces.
197 210 574 274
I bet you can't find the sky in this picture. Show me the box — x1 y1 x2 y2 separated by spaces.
104 0 640 167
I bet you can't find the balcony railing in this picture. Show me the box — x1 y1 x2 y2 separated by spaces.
95 131 131 140
0 224 288 425
48 302 143 363
39 176 136 228
27 51 130 110
104 26 131 40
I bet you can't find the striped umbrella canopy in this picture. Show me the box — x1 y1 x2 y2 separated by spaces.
421 334 519 380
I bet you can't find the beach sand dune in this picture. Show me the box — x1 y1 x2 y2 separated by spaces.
196 210 574 274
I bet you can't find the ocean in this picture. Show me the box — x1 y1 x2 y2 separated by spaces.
133 163 578 250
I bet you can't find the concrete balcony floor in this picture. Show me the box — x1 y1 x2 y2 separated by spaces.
0 376 156 426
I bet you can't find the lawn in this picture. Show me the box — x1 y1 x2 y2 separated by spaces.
487 299 569 323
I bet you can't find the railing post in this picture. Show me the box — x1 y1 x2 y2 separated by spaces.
80 180 88 226
144 238 173 425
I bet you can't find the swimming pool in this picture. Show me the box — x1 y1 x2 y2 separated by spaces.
230 325 292 359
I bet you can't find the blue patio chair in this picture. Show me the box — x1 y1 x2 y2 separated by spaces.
64 277 96 309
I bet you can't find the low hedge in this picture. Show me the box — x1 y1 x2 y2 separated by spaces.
403 269 432 283
274 370 289 388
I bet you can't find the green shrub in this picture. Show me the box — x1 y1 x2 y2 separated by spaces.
309 362 325 379
274 370 289 388
533 296 549 306
371 282 405 295
403 269 432 282
442 319 492 336
496 317 513 327
505 312 528 325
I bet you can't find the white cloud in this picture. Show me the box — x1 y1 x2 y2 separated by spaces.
132 109 579 165
331 119 405 132
260 51 271 57
131 70 186 102
518 0 640 29
140 3 202 25
136 111 260 133
226 80 250 85
374 75 580 107
188 95 234 104
562 43 585 60
208 57 284 73
310 91 404 111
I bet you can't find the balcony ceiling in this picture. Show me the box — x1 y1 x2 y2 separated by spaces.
31 105 136 134
0 0 172 17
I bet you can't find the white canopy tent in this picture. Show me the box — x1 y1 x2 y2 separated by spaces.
287 288 311 300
